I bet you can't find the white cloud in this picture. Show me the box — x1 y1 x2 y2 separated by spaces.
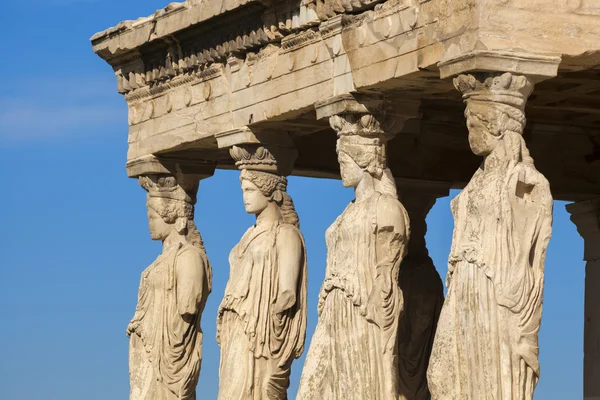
0 104 125 140
0 76 128 142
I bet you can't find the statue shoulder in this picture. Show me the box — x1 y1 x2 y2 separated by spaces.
376 194 406 219
176 244 207 268
276 223 305 249
277 222 303 240
510 163 553 209
376 194 408 233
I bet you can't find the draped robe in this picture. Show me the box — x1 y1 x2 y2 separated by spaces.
129 243 211 400
217 221 307 400
428 160 552 400
297 192 409 399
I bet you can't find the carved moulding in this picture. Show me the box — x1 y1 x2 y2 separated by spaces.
126 155 214 400
300 0 388 21
215 127 299 176
215 131 307 399
298 95 416 399
98 0 322 98
427 72 553 400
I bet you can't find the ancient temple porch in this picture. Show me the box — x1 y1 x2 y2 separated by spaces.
92 0 600 398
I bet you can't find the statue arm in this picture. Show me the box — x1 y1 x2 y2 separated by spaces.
273 225 304 315
375 196 408 272
495 165 552 311
175 249 207 317
365 197 408 328
126 280 146 337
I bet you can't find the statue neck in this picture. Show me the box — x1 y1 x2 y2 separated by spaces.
355 172 375 202
162 230 187 253
255 202 283 227
483 140 509 171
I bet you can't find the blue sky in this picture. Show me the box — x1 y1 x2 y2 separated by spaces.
0 1 586 399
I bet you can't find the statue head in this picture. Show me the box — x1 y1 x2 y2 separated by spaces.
139 174 198 242
464 101 529 157
455 72 532 158
336 134 386 188
231 145 300 227
331 114 398 197
240 169 286 214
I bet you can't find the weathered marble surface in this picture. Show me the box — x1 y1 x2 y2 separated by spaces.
128 174 212 400
91 0 600 200
217 145 307 399
297 114 410 399
428 73 553 400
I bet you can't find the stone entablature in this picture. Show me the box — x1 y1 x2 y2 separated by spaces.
92 1 600 199
92 1 600 192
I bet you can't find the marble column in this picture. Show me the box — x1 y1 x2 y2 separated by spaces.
567 199 600 400
427 72 553 400
125 155 215 400
396 184 447 400
214 130 308 400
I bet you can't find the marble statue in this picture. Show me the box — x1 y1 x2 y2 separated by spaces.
427 73 553 400
127 174 212 400
297 114 410 399
217 145 307 400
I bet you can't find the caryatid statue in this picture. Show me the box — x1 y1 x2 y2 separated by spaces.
127 173 212 400
427 73 553 400
217 144 308 400
297 113 411 399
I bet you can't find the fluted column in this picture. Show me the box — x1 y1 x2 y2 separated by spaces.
396 183 447 400
125 155 214 400
567 199 600 400
428 72 553 400
215 128 308 400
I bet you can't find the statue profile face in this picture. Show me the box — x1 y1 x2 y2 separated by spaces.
465 105 500 157
338 149 363 188
147 204 172 241
241 178 269 215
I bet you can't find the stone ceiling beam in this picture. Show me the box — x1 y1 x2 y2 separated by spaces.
125 154 215 180
438 51 562 83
